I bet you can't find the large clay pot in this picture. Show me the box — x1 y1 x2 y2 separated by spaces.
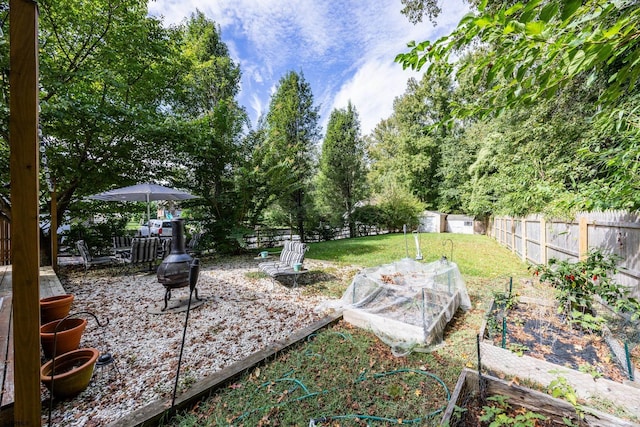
40 318 87 359
40 294 74 324
40 348 99 399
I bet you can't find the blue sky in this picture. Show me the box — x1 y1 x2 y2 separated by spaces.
148 0 469 135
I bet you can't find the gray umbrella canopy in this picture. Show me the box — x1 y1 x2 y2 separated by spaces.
88 183 197 224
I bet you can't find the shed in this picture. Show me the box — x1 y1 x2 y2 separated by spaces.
445 214 475 234
419 211 447 233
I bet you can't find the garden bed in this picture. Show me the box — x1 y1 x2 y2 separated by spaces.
484 297 631 382
441 368 639 426
478 296 640 421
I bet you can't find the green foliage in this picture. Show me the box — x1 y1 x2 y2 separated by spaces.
457 82 598 218
35 0 176 219
351 205 387 233
264 71 321 241
479 395 547 426
493 290 519 311
578 363 603 380
366 72 454 211
547 373 582 417
157 14 249 254
568 310 605 334
316 102 368 237
396 0 640 119
506 343 529 357
393 0 640 217
574 94 640 212
400 0 443 25
533 248 630 326
66 216 128 256
376 183 424 232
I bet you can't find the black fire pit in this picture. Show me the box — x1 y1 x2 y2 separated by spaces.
156 219 201 311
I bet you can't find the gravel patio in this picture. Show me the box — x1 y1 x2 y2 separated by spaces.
43 256 354 426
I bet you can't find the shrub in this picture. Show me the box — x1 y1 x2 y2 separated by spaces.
532 248 640 326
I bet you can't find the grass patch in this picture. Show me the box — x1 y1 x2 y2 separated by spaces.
170 324 454 426
244 271 268 280
164 233 533 426
305 233 529 279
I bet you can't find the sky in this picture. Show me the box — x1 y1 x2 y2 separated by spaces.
147 0 470 136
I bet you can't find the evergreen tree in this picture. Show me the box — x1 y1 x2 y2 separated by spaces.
317 102 367 237
264 71 321 241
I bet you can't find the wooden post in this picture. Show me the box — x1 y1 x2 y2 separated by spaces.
9 1 41 425
540 217 547 264
579 216 588 260
511 217 516 254
521 218 527 262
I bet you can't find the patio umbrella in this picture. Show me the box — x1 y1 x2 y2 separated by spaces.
88 183 198 225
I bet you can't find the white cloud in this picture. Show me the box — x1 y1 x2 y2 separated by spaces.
249 93 264 121
330 60 422 135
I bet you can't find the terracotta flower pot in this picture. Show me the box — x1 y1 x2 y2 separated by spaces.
40 348 99 399
40 294 74 324
40 318 87 359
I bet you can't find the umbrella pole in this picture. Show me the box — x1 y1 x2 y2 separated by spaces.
147 194 151 230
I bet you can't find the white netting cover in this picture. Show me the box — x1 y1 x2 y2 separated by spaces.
318 258 471 355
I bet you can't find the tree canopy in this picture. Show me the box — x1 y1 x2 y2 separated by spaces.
387 0 640 217
396 0 640 119
4 0 640 256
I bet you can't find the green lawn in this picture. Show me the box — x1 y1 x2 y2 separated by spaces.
167 233 534 426
306 232 530 279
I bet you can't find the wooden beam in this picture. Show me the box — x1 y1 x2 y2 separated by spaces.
9 1 41 425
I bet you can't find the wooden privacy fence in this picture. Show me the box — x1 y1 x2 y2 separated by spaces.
490 211 640 294
0 218 8 266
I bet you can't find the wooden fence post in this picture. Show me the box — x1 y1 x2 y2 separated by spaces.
540 217 547 264
579 216 588 260
51 188 58 272
511 218 516 254
521 218 527 262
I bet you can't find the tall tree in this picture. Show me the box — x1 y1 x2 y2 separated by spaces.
165 11 249 252
264 71 321 241
317 102 367 237
396 0 640 214
367 71 453 210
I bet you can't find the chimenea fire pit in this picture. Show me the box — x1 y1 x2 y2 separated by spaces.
156 219 201 311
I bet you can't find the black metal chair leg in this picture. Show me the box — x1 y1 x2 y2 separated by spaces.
162 288 172 311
